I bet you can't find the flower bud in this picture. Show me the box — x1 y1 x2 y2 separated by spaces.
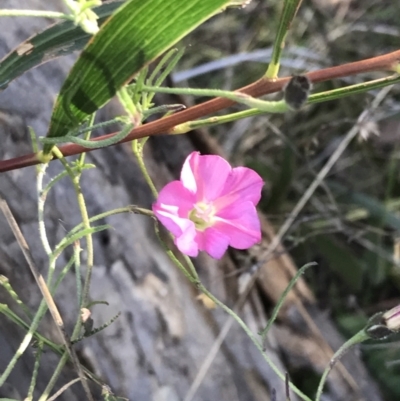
365 305 400 340
382 304 400 332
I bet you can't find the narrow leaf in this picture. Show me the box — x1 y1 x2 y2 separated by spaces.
0 1 124 90
265 0 304 79
46 0 231 153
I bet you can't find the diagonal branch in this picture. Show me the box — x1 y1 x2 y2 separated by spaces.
0 49 399 173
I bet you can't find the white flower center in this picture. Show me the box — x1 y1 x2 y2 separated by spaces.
188 202 216 231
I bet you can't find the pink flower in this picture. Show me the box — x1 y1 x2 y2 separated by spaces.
152 151 263 259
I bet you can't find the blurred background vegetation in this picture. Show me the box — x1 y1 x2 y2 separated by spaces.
174 0 400 398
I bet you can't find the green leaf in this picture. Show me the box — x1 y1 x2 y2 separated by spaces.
265 0 304 78
0 1 124 90
46 0 231 153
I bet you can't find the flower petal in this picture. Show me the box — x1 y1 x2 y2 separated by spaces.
214 167 263 210
152 181 194 238
152 204 185 237
152 203 199 257
181 152 232 202
154 180 196 217
214 201 261 249
201 227 230 259
175 222 199 257
180 152 198 194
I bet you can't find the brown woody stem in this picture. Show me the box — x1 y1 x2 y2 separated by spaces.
0 49 399 173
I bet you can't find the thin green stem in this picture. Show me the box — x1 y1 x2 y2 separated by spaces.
0 275 33 320
142 104 185 119
37 164 53 259
0 305 105 387
164 248 198 284
171 74 400 134
259 262 315 340
131 67 148 104
29 127 39 153
147 51 175 86
42 165 95 198
26 341 44 401
265 0 303 78
48 149 96 399
51 147 93 309
68 206 140 235
42 117 122 146
41 123 134 148
182 255 200 283
142 84 288 113
152 217 308 399
0 163 69 386
309 74 400 104
36 148 95 400
0 9 72 19
118 86 160 198
117 87 138 117
78 113 96 166
132 140 158 198
74 117 123 135
39 351 70 401
147 47 185 105
51 226 108 263
52 255 76 295
74 241 83 310
0 305 104 388
37 160 64 295
315 329 370 401
198 284 312 401
0 304 62 353
170 108 264 134
0 298 50 386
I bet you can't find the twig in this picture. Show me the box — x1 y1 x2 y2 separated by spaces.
0 49 399 172
47 378 81 401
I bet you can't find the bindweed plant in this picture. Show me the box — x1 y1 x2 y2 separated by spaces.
0 0 400 400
